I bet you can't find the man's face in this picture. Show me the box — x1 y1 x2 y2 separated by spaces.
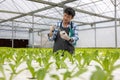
63 13 73 23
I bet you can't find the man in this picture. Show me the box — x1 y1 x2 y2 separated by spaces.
48 7 79 54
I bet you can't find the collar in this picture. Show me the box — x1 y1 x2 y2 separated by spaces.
61 21 71 28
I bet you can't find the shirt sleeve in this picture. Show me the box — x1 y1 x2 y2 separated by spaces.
48 29 58 41
70 24 79 45
48 22 60 41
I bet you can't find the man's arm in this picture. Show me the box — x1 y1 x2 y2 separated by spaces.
70 25 79 45
48 26 58 41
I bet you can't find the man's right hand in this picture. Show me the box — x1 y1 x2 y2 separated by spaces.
49 26 55 37
50 26 55 32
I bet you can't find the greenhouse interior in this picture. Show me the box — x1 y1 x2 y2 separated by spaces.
0 0 120 80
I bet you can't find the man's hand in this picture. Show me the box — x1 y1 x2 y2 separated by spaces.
50 26 55 32
60 31 71 41
49 26 55 37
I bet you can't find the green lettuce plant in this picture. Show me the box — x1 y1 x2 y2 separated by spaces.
90 66 107 80
92 50 120 80
26 59 36 79
36 62 53 80
53 50 68 69
0 65 6 80
50 74 60 80
74 50 92 68
7 49 27 80
62 66 87 80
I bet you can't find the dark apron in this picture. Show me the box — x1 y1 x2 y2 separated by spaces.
53 23 74 54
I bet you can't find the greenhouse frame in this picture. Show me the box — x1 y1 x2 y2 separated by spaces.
0 0 120 48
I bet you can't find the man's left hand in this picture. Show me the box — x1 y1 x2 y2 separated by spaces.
60 31 71 41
